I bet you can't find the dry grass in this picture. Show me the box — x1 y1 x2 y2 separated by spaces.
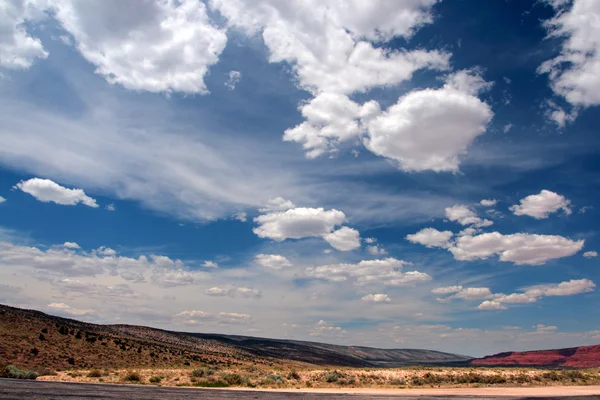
36 366 600 389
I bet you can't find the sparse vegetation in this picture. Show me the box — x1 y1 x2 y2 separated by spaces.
123 371 141 382
2 365 39 380
87 369 103 378
149 375 162 384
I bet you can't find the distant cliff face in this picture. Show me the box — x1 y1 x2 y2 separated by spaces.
471 344 600 368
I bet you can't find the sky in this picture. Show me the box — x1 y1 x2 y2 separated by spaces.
0 0 599 357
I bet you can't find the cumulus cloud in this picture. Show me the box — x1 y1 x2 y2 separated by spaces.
205 287 228 296
41 0 227 94
406 228 453 249
305 258 431 286
309 319 345 337
211 0 448 95
431 285 463 295
453 287 494 300
47 302 94 316
362 293 391 303
449 232 584 265
538 0 600 114
105 203 116 211
323 226 361 251
254 254 292 270
367 245 387 256
0 0 48 69
584 251 598 258
480 199 497 207
15 178 98 208
253 206 360 250
202 261 219 268
62 242 80 249
477 300 507 310
0 196 5 204
474 279 596 310
259 197 296 213
253 207 346 241
225 70 241 90
509 190 572 219
232 212 247 222
175 310 251 325
363 71 494 172
445 204 493 227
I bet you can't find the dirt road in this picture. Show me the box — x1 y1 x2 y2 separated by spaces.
1 379 600 399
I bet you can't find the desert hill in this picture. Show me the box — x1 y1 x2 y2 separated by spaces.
471 344 600 368
0 304 470 371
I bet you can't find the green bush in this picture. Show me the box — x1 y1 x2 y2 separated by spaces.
287 370 300 380
87 369 103 378
149 376 162 384
2 365 38 380
222 373 245 385
191 368 204 377
124 372 141 382
324 372 339 383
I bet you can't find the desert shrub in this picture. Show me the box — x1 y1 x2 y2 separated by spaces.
87 369 102 378
195 381 229 387
222 373 245 385
149 376 162 384
411 376 424 386
124 372 141 382
324 372 339 383
484 374 507 384
191 368 204 377
205 368 215 376
287 370 300 380
3 365 38 380
266 374 285 384
543 371 560 381
564 370 584 381
513 373 531 384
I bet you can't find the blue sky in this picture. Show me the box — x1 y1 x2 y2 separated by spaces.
1 0 599 357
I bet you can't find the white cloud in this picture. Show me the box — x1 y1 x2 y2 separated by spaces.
0 0 48 69
211 0 448 95
105 203 116 211
225 70 241 90
309 319 345 337
62 242 80 249
48 302 93 316
364 237 376 244
323 226 360 251
202 260 218 268
431 285 463 295
480 199 497 207
259 197 296 213
15 178 98 208
538 0 600 112
367 245 387 256
47 0 227 94
472 279 596 310
445 204 493 227
205 287 228 296
362 293 391 303
235 287 261 299
233 212 247 222
584 251 598 258
253 207 360 250
477 301 507 310
449 232 584 265
406 228 453 248
503 124 513 133
254 254 291 270
305 258 431 286
175 310 251 325
0 196 5 204
363 70 493 172
453 287 494 301
510 190 571 219
535 324 558 332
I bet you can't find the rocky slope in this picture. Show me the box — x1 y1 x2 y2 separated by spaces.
471 344 600 368
0 304 470 370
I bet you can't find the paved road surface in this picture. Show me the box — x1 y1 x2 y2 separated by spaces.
1 379 600 400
